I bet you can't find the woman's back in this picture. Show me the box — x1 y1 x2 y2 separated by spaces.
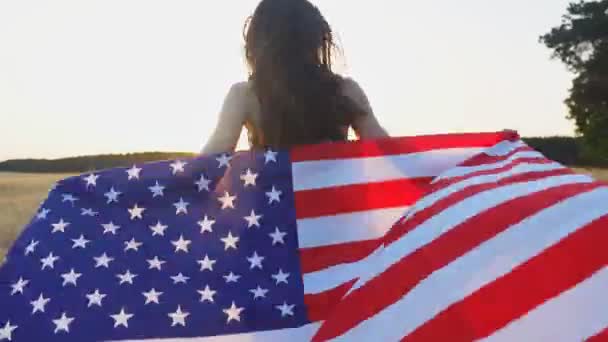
201 0 388 155
202 76 387 154
243 76 384 148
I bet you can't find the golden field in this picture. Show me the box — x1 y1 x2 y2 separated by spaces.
0 169 607 263
0 173 73 263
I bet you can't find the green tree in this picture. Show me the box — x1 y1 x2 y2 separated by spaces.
541 0 608 162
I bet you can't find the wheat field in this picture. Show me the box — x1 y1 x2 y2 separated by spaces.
0 169 607 263
0 173 73 263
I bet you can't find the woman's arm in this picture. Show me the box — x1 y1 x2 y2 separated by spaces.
201 82 249 155
342 77 389 139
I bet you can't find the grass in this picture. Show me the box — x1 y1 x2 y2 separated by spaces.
0 173 73 264
0 168 607 263
572 167 608 181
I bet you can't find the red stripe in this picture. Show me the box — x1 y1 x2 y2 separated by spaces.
300 238 381 273
304 280 357 322
587 327 608 342
458 145 535 167
291 132 516 162
384 167 576 245
311 182 601 341
429 157 559 194
295 178 432 219
406 213 608 341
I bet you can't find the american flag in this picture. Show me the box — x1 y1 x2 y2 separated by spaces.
0 131 546 341
313 138 608 341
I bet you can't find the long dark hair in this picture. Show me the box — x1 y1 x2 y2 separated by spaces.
244 0 365 148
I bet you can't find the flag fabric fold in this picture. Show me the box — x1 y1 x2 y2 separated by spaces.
4 131 603 342
312 137 608 342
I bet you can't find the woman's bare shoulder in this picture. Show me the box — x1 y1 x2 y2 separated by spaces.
339 76 389 139
339 76 373 114
200 81 253 155
229 81 259 111
226 81 251 102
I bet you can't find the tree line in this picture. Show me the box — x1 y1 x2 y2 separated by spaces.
541 0 608 163
0 152 196 173
1 137 606 174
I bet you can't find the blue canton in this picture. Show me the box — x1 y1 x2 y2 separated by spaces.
0 150 309 341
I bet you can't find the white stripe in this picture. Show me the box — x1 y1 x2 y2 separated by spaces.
292 147 484 191
348 174 594 293
482 267 608 342
432 150 544 183
111 322 321 342
404 161 565 221
333 187 608 341
482 139 526 157
303 246 385 295
297 207 407 249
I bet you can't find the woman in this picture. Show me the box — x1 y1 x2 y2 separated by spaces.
202 0 388 155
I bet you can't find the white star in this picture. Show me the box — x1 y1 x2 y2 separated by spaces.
170 160 187 175
244 210 262 228
171 235 191 253
269 227 287 245
124 238 143 252
220 231 239 251
249 286 269 299
71 235 90 249
104 187 122 204
102 222 121 235
271 269 290 285
149 221 168 236
61 194 78 205
197 215 215 234
223 302 244 323
0 321 17 341
217 191 237 210
197 285 216 303
83 173 99 188
266 186 282 204
264 149 278 164
10 277 28 295
148 181 165 198
171 273 190 284
142 288 163 305
94 253 114 268
168 305 190 327
110 308 133 328
86 289 106 307
24 240 39 256
51 219 70 233
128 204 145 220
197 255 216 272
223 272 241 283
126 165 142 180
80 208 98 216
117 270 137 285
40 252 60 270
216 154 232 168
240 169 258 187
147 256 166 271
173 198 189 215
61 268 82 287
195 174 211 192
247 251 265 270
36 208 51 220
30 293 50 314
52 313 74 334
276 302 295 317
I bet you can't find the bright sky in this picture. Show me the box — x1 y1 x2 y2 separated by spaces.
0 0 575 161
